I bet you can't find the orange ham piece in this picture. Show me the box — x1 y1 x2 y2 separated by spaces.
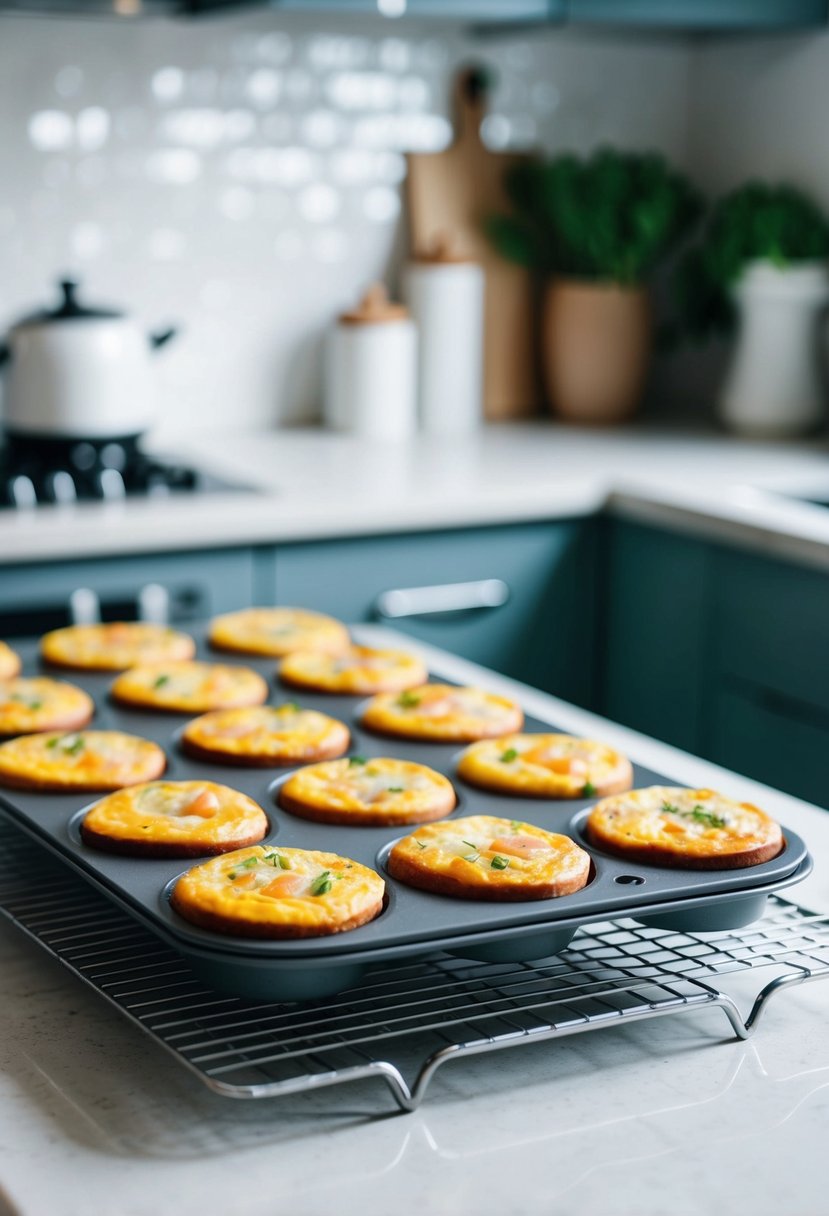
260 872 305 899
523 746 588 777
489 835 550 860
187 789 221 818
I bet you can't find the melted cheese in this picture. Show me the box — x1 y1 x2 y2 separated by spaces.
361 684 524 742
0 729 165 790
280 756 456 825
40 622 195 671
279 645 427 694
182 705 350 763
0 677 94 736
111 661 269 713
209 608 350 658
457 734 633 798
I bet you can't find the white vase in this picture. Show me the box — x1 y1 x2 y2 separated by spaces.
719 260 829 437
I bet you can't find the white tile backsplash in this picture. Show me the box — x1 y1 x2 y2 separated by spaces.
0 11 689 437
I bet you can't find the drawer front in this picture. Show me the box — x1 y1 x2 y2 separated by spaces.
709 683 829 811
275 521 598 706
0 549 257 636
712 547 829 717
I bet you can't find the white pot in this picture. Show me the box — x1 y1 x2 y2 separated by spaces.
0 280 177 440
719 261 829 438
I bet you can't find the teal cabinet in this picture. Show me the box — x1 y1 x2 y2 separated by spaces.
0 548 260 636
569 1 826 29
275 520 598 707
599 519 710 753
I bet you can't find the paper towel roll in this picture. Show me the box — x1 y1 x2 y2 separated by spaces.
405 254 484 436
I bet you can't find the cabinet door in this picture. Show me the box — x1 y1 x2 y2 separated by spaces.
709 684 829 811
275 1 558 18
600 519 710 754
0 549 257 636
569 0 826 29
275 521 597 706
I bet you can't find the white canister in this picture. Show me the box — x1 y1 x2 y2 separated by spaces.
404 241 484 436
324 284 417 441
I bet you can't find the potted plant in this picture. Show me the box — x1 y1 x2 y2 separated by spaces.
676 182 829 436
487 148 702 424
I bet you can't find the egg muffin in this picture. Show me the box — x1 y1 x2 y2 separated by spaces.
279 756 456 826
457 734 633 799
80 779 269 857
181 704 350 767
40 622 196 672
0 677 94 737
279 645 427 695
170 845 385 939
585 786 784 870
387 814 591 901
0 729 165 792
0 642 22 680
110 661 268 714
209 607 349 658
361 684 524 743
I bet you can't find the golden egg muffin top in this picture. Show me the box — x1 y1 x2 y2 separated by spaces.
0 729 165 792
81 779 269 857
387 814 591 901
209 607 350 658
40 622 196 671
457 734 633 799
279 756 456 826
586 786 784 870
0 642 22 680
0 677 94 737
362 684 524 742
170 845 385 939
279 645 427 695
181 704 350 766
111 661 269 713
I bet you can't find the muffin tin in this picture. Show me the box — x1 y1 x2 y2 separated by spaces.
0 629 811 1000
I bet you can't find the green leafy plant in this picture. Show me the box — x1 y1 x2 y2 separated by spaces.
675 182 829 341
486 148 703 285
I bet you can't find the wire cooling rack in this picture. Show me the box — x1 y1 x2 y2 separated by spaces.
1 816 828 1114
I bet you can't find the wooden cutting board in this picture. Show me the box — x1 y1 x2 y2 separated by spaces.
406 66 540 420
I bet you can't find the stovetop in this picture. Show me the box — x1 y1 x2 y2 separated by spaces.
0 434 253 508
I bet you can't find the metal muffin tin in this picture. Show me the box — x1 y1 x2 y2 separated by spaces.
0 628 811 1001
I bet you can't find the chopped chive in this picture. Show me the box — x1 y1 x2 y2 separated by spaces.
239 855 259 870
490 855 509 870
661 800 680 816
684 806 727 829
462 853 479 863
46 737 60 750
310 871 333 896
461 840 478 850
281 701 299 713
263 852 291 870
153 674 170 689
387 786 404 793
510 820 523 833
397 690 420 709
63 735 85 756
414 839 428 850
582 780 597 797
500 747 518 763
348 755 367 767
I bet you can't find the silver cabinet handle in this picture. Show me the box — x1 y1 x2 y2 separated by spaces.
138 583 170 625
69 588 101 625
374 579 509 620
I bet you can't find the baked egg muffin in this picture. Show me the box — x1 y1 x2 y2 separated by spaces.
170 845 385 939
0 677 94 737
0 729 165 792
80 779 268 857
279 756 456 826
181 703 350 766
457 734 633 799
0 642 22 680
209 607 349 658
361 684 523 743
279 644 427 695
40 621 195 671
387 814 591 901
585 786 784 870
111 661 268 714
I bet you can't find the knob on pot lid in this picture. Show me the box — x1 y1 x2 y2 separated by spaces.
11 279 125 329
411 232 477 265
339 282 409 325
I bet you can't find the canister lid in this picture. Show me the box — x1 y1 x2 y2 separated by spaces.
339 283 409 325
12 279 124 329
411 233 477 266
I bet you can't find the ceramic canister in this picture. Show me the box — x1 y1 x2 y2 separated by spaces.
404 237 484 436
324 284 417 441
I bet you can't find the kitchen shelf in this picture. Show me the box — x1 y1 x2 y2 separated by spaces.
2 816 827 1114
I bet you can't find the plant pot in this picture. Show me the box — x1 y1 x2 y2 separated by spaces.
541 280 651 424
719 261 829 438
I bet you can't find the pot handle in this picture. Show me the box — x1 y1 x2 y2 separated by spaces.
149 325 178 351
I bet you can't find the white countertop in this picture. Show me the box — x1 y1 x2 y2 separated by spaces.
5 423 829 568
0 628 827 1216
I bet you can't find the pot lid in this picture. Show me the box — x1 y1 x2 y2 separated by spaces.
12 279 125 328
411 233 477 265
338 283 409 325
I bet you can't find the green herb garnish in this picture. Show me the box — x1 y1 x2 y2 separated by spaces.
500 747 518 763
153 674 170 689
310 871 333 896
661 801 681 816
281 702 299 713
415 839 428 850
387 786 404 793
46 737 60 749
348 755 367 767
490 855 510 870
63 735 85 756
510 820 523 833
263 852 291 870
239 855 259 869
684 805 728 829
397 691 421 709
582 781 597 797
